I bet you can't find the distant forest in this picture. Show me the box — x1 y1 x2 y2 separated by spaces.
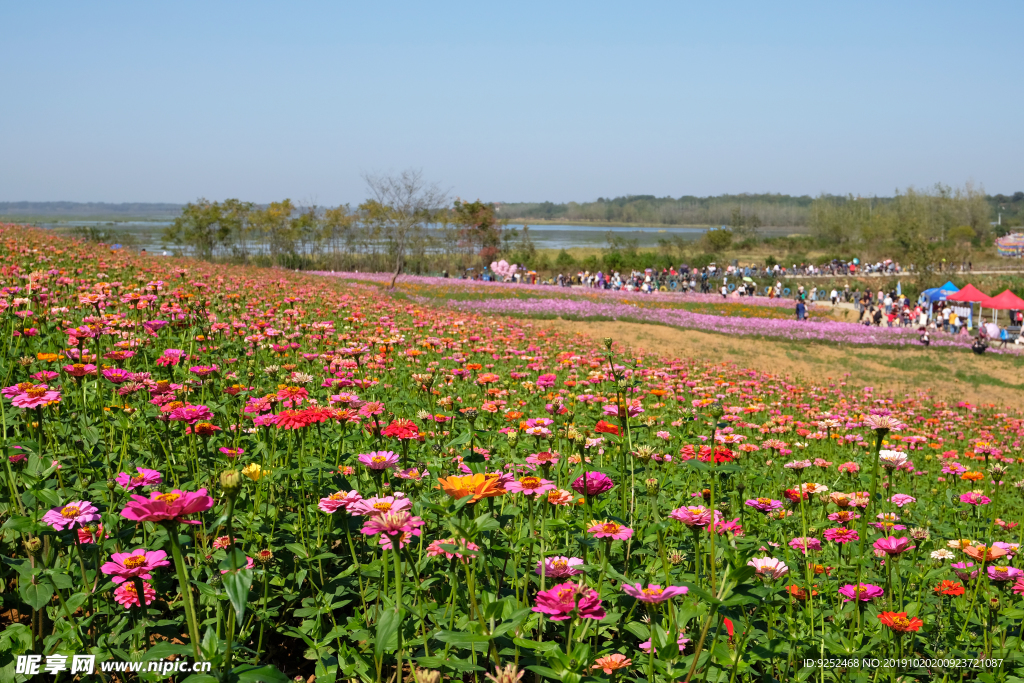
3 191 1024 229
498 194 816 227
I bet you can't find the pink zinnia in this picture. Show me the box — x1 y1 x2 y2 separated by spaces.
889 494 916 507
11 387 62 409
114 581 156 608
100 548 170 584
587 521 633 541
987 566 1024 582
621 583 688 603
319 490 363 514
114 468 163 490
745 498 783 513
873 536 915 556
788 537 822 554
41 501 101 530
572 472 614 495
167 404 214 424
505 476 556 496
838 583 884 602
536 556 584 578
670 505 714 528
120 489 214 525
952 562 978 580
219 447 244 458
349 495 412 517
823 528 859 544
837 462 859 474
360 511 424 549
102 368 132 384
427 538 480 560
358 451 400 470
960 492 991 506
532 582 605 621
748 557 789 580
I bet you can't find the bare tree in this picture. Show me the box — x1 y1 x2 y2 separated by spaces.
361 169 449 288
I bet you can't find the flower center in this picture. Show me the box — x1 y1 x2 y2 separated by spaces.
557 588 575 603
892 616 909 628
602 523 619 534
373 501 392 512
521 477 541 489
641 587 664 597
757 498 772 505
61 505 81 518
123 555 147 569
156 493 180 503
371 455 387 465
551 559 567 570
25 387 46 398
994 567 1008 574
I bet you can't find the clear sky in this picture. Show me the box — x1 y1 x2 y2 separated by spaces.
1 1 1021 205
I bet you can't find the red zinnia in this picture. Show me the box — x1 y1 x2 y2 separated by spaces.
382 419 420 440
594 420 621 436
934 580 965 596
878 611 923 632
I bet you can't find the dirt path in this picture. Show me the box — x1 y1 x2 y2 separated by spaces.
542 319 1024 408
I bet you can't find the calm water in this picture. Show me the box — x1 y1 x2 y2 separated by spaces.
36 220 723 252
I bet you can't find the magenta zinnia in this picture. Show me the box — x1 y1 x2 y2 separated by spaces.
120 489 214 525
621 583 688 603
532 582 605 621
41 501 101 530
101 548 170 584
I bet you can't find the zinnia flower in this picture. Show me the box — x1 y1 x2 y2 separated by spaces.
959 492 991 506
745 497 783 513
536 556 584 578
592 654 631 675
748 557 789 580
838 583 883 602
878 450 909 469
823 528 859 544
877 611 922 632
120 489 214 525
934 580 965 596
114 468 163 490
505 476 556 496
358 451 400 470
621 583 688 603
873 536 915 556
101 549 170 584
349 495 412 517
789 537 822 554
360 511 425 549
587 521 633 540
987 565 1024 582
532 582 605 621
571 472 614 496
114 581 157 608
670 505 714 528
41 501 101 530
437 473 506 503
319 490 363 514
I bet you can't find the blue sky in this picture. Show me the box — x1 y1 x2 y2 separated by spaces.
1 1 1021 204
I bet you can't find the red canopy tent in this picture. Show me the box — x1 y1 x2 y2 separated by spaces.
946 284 989 302
981 289 1024 310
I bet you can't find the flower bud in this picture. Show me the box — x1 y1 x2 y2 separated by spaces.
220 469 243 495
23 537 43 557
644 478 660 497
603 337 613 349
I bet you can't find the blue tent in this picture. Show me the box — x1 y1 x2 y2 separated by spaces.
919 281 959 304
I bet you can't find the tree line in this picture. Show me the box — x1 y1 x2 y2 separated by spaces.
161 170 537 279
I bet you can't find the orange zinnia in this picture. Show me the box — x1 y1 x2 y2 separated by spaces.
436 474 506 503
963 545 1007 562
961 471 984 481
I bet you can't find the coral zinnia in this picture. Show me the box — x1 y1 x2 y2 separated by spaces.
437 473 506 503
592 654 631 675
114 581 157 609
120 489 214 525
878 611 923 632
587 521 633 540
594 420 621 436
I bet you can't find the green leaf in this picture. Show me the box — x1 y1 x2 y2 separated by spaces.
1 516 38 533
20 581 53 610
525 665 565 680
232 664 290 683
223 569 253 621
434 631 492 646
285 543 309 560
624 621 651 640
218 548 249 571
375 606 403 657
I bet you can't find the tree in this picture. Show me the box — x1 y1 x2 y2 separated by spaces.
362 170 448 288
452 199 503 265
164 199 230 259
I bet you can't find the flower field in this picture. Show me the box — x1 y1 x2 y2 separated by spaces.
1 223 1024 683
